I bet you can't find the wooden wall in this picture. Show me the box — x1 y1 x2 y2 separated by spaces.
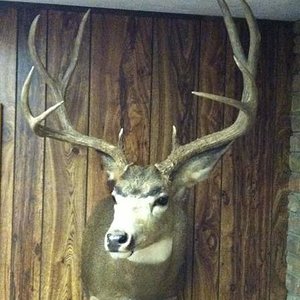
0 2 293 299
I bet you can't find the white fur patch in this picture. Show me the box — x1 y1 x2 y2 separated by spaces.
128 237 173 264
109 251 133 259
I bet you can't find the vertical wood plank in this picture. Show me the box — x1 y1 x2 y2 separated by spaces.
193 17 226 300
11 8 47 300
150 17 200 163
270 22 293 300
87 13 152 217
119 16 152 165
0 7 17 300
88 13 126 219
218 20 243 300
151 16 200 299
243 22 277 300
219 22 245 300
40 10 90 299
220 21 280 300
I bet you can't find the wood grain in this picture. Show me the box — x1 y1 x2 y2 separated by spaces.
151 16 201 299
150 17 199 163
193 17 226 300
253 22 278 300
270 22 293 300
40 10 90 300
119 16 152 166
219 21 289 300
0 7 17 299
219 19 243 300
250 22 279 300
87 12 152 218
11 8 47 300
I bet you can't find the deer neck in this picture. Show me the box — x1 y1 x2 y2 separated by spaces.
127 237 173 265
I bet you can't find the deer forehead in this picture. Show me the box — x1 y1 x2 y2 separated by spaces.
114 165 168 197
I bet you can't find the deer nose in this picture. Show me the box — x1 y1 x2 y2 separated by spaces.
106 230 131 252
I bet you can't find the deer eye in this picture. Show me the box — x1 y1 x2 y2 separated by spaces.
154 196 169 206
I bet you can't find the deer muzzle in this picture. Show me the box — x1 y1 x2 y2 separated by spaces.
105 230 134 258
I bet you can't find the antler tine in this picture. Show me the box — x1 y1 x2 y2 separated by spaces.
28 13 72 131
240 0 261 74
191 91 250 113
218 0 260 76
217 0 247 66
22 11 128 169
60 9 90 94
21 66 64 133
155 0 260 176
28 15 58 92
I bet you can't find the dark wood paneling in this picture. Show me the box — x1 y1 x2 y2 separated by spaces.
253 22 278 300
219 19 244 300
0 7 17 299
11 8 47 299
0 3 293 300
270 22 293 300
88 12 126 218
219 21 294 300
151 16 200 299
193 17 226 300
87 13 152 218
150 18 200 163
119 16 152 165
40 10 90 299
220 21 280 300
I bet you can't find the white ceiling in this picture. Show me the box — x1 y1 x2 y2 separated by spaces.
5 0 300 21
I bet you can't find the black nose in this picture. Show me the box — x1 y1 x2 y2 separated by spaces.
106 231 129 252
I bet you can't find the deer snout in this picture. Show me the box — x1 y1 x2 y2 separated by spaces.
105 230 133 253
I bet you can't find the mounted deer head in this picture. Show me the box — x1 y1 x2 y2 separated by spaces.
22 0 260 299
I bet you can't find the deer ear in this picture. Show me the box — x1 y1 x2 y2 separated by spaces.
170 143 231 189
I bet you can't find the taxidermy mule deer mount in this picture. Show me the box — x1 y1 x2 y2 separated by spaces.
22 0 260 299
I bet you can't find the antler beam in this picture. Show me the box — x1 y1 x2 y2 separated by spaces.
155 0 261 176
21 10 128 169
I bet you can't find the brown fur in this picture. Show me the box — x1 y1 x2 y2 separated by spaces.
81 149 228 299
81 193 187 299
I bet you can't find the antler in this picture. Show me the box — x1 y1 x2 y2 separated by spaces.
155 0 261 176
21 10 128 169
